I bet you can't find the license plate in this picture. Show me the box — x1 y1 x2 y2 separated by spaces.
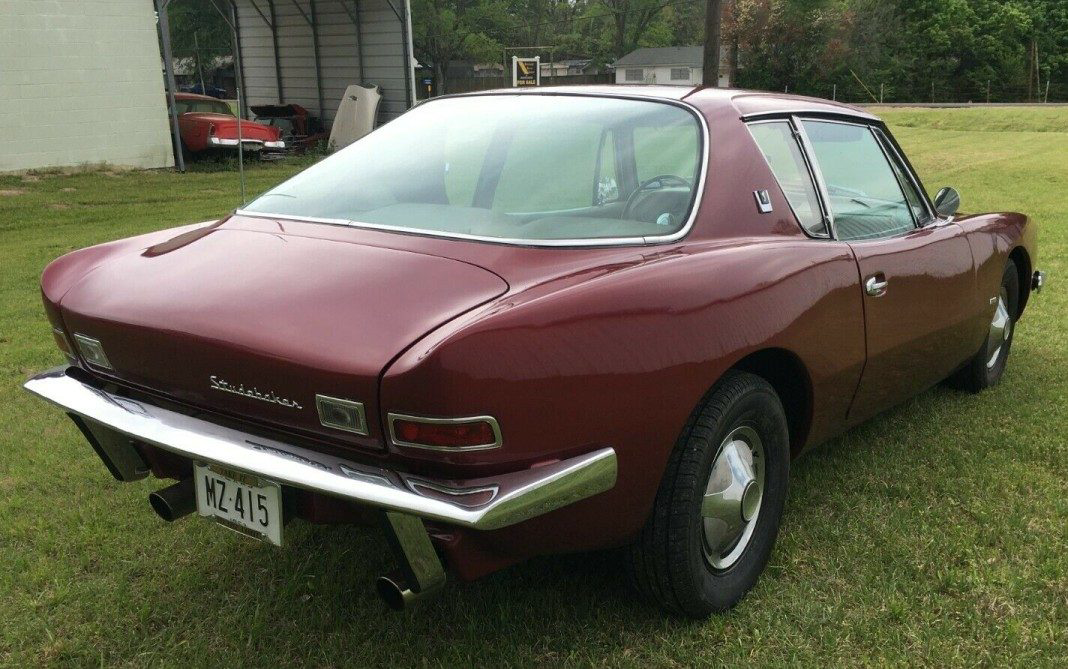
194 463 283 546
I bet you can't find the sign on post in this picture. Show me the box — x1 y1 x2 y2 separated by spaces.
512 56 541 87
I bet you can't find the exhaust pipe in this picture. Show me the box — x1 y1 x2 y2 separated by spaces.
149 478 195 522
376 571 421 611
376 511 447 610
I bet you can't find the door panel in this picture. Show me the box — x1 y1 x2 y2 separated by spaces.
847 223 976 422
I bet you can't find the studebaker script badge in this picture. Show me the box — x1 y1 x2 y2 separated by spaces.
209 375 303 409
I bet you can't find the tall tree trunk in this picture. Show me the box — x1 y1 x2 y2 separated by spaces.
703 0 723 87
435 60 447 95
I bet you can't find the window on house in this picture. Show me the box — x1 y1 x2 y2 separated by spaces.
625 68 644 82
670 68 690 81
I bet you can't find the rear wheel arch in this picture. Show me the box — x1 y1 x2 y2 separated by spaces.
688 349 812 459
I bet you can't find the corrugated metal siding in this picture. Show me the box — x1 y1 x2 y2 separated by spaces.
233 0 412 126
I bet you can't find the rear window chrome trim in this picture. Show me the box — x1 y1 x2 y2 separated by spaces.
234 92 709 249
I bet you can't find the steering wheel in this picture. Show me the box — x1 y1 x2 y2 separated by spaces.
623 175 693 220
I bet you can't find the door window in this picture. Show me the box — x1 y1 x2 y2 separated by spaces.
748 121 827 237
801 120 916 241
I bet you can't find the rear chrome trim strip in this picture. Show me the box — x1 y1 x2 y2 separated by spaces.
24 368 617 530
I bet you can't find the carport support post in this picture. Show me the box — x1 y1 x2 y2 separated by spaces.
268 0 284 102
310 0 326 119
155 0 185 172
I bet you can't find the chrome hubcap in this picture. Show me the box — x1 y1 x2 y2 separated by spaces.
702 425 765 570
986 288 1012 369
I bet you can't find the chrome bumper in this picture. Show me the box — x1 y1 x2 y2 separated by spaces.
208 137 285 150
23 368 617 530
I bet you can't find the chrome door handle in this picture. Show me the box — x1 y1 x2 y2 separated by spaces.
865 275 889 297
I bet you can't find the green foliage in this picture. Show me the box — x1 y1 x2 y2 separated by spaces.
166 0 234 77
731 0 1068 102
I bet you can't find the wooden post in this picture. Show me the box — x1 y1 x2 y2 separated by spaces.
702 0 723 87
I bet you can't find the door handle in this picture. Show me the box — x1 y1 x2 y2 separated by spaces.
865 275 889 297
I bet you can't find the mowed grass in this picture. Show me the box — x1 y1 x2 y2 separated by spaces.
1 108 1065 666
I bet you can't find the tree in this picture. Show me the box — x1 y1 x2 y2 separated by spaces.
600 0 679 56
166 0 233 88
411 0 510 93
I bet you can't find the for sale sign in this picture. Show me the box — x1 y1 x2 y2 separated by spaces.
512 56 541 87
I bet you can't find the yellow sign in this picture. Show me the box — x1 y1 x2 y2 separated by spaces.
512 56 541 87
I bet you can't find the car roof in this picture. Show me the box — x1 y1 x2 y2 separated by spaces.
453 85 879 122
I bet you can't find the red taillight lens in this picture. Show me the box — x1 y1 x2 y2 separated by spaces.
391 416 500 450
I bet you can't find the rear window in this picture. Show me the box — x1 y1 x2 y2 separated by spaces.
174 99 233 116
242 95 704 243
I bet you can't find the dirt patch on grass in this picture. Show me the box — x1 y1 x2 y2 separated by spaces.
0 188 27 196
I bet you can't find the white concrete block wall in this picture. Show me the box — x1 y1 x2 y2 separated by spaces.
0 0 175 171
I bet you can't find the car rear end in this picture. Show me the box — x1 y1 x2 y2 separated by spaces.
26 218 617 608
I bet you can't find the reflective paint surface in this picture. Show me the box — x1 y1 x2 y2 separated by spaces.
32 86 1038 577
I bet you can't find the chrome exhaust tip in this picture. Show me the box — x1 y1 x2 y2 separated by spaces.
149 478 195 522
375 572 421 611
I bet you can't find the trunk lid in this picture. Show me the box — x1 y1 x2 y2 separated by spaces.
57 225 508 451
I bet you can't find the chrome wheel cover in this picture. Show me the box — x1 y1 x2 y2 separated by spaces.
701 425 765 570
986 288 1012 370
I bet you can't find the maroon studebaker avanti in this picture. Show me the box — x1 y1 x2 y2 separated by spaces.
25 86 1044 617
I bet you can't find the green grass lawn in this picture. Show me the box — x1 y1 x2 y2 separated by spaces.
1 108 1065 666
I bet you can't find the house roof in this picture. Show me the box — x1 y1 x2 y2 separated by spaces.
611 46 733 68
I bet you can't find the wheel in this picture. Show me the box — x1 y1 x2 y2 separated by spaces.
627 370 790 617
948 260 1019 393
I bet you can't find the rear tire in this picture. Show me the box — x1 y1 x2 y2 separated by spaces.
627 371 790 617
948 260 1019 393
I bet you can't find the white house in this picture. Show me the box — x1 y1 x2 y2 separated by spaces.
611 46 731 87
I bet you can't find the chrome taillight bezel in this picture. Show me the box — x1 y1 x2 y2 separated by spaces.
387 413 502 451
315 394 368 436
72 333 112 370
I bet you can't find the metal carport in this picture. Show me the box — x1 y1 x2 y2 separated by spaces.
156 0 416 170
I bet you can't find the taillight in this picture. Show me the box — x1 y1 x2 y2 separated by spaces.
388 414 501 451
315 395 368 435
72 333 112 369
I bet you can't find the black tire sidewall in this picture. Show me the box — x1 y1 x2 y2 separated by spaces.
983 261 1020 386
676 378 790 615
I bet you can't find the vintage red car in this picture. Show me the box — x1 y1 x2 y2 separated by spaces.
26 87 1044 617
172 92 285 156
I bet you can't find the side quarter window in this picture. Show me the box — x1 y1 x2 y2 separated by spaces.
747 121 828 237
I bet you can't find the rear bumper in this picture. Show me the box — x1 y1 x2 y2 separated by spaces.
208 137 285 150
23 368 616 531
